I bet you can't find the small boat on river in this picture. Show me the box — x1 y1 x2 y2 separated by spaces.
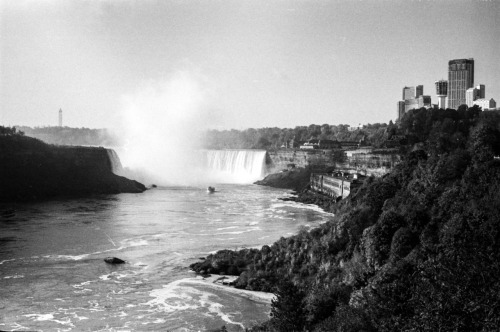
207 186 215 193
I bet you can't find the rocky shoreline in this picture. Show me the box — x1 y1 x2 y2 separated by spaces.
278 189 338 214
255 166 340 213
254 167 312 191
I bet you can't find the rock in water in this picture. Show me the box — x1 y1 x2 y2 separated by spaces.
104 257 125 264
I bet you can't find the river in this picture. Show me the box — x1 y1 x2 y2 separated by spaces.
0 184 332 331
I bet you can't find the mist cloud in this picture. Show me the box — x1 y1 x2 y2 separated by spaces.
115 71 212 186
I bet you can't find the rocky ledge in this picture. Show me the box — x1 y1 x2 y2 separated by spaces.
254 167 312 191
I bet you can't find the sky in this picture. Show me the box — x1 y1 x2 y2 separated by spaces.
1 0 499 130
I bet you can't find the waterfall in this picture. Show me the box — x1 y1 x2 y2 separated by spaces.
106 149 124 175
104 148 267 185
203 150 267 184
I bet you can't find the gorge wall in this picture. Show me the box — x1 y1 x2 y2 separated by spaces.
0 135 146 201
265 149 400 177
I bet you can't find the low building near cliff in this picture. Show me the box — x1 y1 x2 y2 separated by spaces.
345 146 374 157
300 139 339 150
338 141 359 150
310 171 365 200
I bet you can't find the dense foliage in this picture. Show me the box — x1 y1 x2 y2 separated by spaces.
192 107 500 331
203 123 393 149
0 125 25 136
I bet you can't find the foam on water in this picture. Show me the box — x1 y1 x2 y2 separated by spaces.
270 201 334 216
216 226 239 231
144 276 274 330
0 184 332 331
24 313 75 327
144 280 202 313
45 254 90 261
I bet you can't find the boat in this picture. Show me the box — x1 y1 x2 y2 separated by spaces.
207 186 215 193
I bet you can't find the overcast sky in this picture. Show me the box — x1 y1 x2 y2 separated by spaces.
1 0 499 129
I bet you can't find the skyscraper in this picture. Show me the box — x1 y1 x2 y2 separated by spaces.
448 58 474 109
398 84 430 120
415 85 423 98
435 80 448 109
59 108 62 127
402 86 415 100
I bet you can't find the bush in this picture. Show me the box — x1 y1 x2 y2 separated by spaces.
269 279 306 331
389 227 417 261
372 210 405 265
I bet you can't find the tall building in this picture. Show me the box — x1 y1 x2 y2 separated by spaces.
416 85 423 98
417 95 432 108
59 108 62 127
473 98 496 110
398 84 430 121
466 85 486 107
402 86 416 100
435 80 448 109
476 84 485 99
448 58 474 109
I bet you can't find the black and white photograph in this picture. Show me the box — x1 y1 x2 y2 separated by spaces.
1 0 499 331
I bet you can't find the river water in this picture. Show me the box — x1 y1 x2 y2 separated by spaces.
0 184 332 331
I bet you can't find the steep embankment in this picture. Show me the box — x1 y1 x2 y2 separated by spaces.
193 107 500 331
0 134 146 201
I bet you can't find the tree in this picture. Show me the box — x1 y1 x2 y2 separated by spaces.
270 279 306 331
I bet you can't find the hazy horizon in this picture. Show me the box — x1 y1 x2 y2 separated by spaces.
1 0 499 131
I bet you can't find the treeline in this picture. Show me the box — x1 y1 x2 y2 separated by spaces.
192 106 500 331
0 125 24 136
203 123 393 150
15 122 394 150
15 126 119 147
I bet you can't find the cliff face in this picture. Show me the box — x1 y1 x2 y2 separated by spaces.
265 149 400 177
266 150 336 173
0 135 146 201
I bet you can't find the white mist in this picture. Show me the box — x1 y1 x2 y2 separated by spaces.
116 71 209 186
113 71 268 186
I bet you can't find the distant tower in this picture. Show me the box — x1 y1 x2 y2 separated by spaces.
435 80 448 109
448 58 474 109
59 108 62 127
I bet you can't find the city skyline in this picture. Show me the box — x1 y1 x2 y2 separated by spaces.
1 0 499 130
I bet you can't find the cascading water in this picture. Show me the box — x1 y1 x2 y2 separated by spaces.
203 150 267 184
104 148 267 186
106 149 124 175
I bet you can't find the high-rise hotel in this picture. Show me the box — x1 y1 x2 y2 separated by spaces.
448 58 474 109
